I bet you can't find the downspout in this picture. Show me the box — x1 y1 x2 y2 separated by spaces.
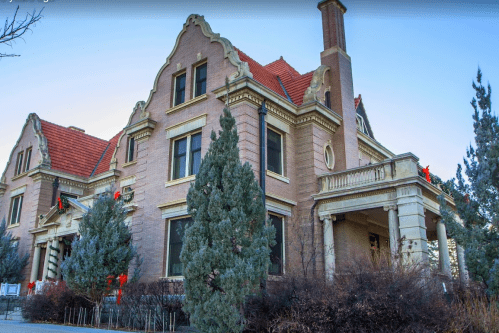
310 200 318 278
258 99 268 293
51 177 59 207
258 100 267 208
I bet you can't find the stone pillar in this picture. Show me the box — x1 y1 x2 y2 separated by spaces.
47 238 59 279
56 239 65 279
30 245 41 283
42 240 52 280
320 214 336 281
435 218 452 278
396 186 429 264
456 244 469 285
384 204 400 263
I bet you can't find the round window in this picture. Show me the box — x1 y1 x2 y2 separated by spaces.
324 144 334 170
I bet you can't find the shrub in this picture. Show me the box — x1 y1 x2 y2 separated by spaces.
22 280 92 323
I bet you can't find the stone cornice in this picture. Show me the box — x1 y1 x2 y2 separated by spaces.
28 167 87 186
88 169 121 188
125 118 157 142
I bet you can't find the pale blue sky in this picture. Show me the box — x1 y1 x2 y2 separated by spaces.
1 0 498 181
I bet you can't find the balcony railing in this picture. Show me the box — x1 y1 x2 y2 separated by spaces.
320 163 387 193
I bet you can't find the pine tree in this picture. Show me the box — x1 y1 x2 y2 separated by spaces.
0 218 29 283
439 69 499 296
181 103 275 333
61 192 137 308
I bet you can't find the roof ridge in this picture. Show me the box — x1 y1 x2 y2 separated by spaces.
264 57 302 78
40 119 109 143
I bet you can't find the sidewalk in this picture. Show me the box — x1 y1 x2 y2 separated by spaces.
0 319 131 333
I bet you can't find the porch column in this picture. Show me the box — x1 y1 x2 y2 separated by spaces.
384 204 400 263
320 214 335 281
30 245 41 283
435 218 452 278
42 240 52 280
456 244 469 285
47 238 59 279
56 238 65 279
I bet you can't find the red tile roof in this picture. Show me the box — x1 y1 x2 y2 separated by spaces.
40 120 111 178
235 49 314 106
93 131 123 176
354 94 362 109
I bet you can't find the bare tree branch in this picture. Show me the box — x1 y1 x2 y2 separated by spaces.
1 5 43 58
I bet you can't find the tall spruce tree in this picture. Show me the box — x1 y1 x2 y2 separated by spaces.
61 192 137 308
181 102 275 333
0 218 29 283
439 69 499 296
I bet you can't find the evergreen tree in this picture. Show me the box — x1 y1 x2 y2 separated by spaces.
181 103 275 333
0 218 29 283
439 69 499 296
61 192 137 308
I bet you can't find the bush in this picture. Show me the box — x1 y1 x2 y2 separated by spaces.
118 279 188 331
22 280 92 323
245 254 454 332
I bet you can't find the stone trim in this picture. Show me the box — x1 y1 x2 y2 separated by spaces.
166 94 208 115
266 170 290 184
165 114 207 139
165 175 195 188
122 160 137 168
302 65 330 104
125 118 157 142
319 188 397 205
266 193 297 207
10 185 27 197
296 111 338 134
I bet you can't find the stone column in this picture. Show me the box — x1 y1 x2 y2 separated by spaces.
384 204 400 263
320 214 336 281
435 218 452 278
56 238 65 279
42 240 52 280
396 186 429 264
30 245 41 283
456 244 469 285
47 238 59 279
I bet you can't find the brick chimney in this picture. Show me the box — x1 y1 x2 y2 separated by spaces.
318 0 359 170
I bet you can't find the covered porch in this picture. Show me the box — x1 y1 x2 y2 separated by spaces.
314 153 468 283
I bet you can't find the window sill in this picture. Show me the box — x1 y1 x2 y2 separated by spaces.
11 172 28 181
160 276 184 281
122 160 137 168
267 274 285 281
7 223 20 229
165 175 195 188
166 94 207 115
266 170 290 184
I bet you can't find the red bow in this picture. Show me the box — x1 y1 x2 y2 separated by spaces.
28 281 36 290
114 191 121 200
421 165 431 183
58 197 63 210
117 274 128 305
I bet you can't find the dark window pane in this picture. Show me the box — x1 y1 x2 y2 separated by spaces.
325 91 331 109
267 129 282 175
168 217 193 276
195 63 207 97
173 137 187 179
175 74 186 105
16 152 23 175
128 137 135 162
17 196 23 223
189 133 202 175
269 215 283 275
24 149 32 172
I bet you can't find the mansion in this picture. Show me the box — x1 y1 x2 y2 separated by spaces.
0 0 468 293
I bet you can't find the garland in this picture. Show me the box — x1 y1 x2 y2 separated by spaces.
418 167 452 196
114 190 134 203
57 196 70 215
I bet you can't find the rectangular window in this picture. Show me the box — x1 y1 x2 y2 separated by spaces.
172 132 202 180
269 214 284 275
325 91 331 109
167 217 193 276
194 63 207 97
267 128 283 175
15 151 24 175
127 137 135 163
174 73 186 106
24 148 32 172
9 195 23 225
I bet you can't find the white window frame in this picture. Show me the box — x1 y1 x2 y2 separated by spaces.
24 147 32 173
173 71 187 107
15 151 24 175
268 213 285 276
9 195 23 225
193 61 207 98
126 136 135 163
165 216 192 278
170 131 202 181
267 127 284 176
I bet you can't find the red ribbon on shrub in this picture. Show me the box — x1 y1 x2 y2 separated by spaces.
117 274 127 305
114 191 121 200
58 197 63 210
421 165 431 183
